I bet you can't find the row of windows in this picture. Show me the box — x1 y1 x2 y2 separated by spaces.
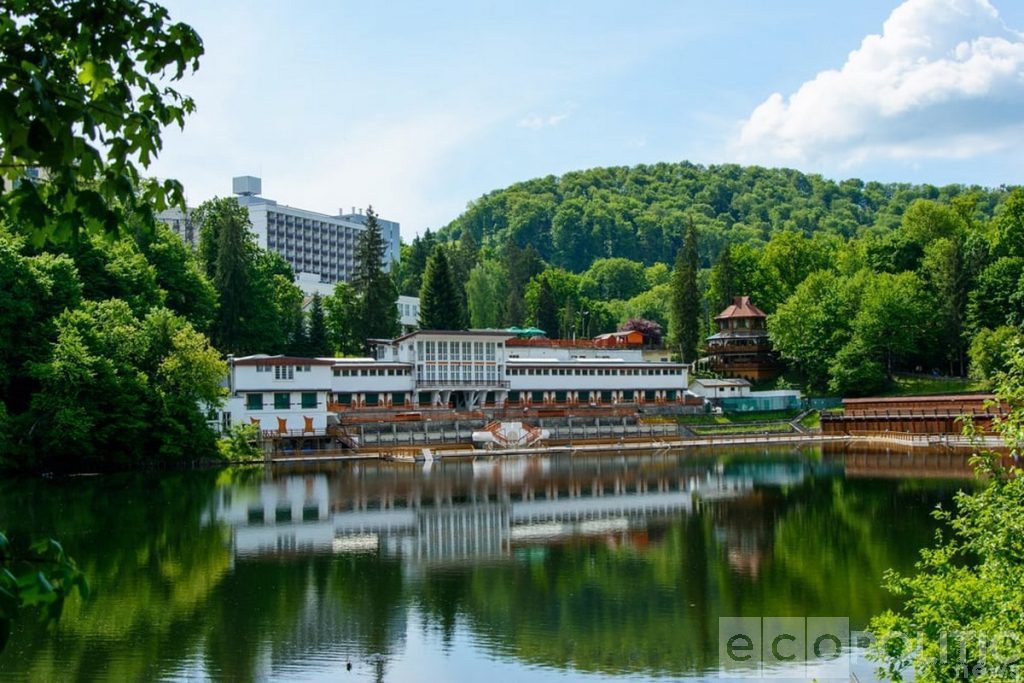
246 392 319 410
254 365 312 380
417 340 498 362
334 368 411 377
508 367 684 376
417 364 499 382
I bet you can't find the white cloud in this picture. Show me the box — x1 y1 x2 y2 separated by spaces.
733 0 1024 167
517 112 571 129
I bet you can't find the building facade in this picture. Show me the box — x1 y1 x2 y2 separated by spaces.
705 296 779 382
221 330 692 431
157 176 401 295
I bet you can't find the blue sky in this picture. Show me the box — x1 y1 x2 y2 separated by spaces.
151 0 1024 236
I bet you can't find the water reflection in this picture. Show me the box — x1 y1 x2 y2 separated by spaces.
0 446 976 681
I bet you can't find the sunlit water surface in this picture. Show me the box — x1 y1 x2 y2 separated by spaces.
0 445 976 681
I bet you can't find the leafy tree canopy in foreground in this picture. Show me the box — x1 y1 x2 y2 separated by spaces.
0 0 203 245
869 342 1024 681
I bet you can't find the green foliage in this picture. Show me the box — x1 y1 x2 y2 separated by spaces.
419 245 465 330
306 293 329 357
324 282 361 356
671 222 701 362
969 326 1024 383
352 207 399 345
466 260 507 328
398 229 437 296
25 299 224 468
192 198 304 354
0 0 203 245
217 424 262 461
441 162 995 270
501 242 543 326
828 336 887 396
868 346 1024 681
579 257 647 301
0 531 88 653
993 188 1024 258
967 257 1024 334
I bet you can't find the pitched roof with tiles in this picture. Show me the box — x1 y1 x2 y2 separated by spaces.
714 296 767 321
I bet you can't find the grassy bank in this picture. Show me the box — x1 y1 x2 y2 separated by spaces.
690 423 795 436
676 409 802 425
880 375 988 397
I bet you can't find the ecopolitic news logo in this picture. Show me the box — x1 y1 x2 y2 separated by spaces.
719 617 850 679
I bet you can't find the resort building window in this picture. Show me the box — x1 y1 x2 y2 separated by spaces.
301 393 317 409
274 393 290 410
274 365 294 381
246 394 264 410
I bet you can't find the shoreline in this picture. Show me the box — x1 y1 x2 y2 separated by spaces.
268 431 1004 464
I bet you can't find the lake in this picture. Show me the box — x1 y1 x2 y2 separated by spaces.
0 445 976 681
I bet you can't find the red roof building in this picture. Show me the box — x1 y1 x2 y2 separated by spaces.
706 296 779 381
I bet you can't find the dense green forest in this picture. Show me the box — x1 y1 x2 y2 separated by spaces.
400 163 1024 395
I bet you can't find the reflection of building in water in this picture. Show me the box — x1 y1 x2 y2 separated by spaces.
705 461 811 578
207 458 811 564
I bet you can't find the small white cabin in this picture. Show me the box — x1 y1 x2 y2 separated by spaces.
688 378 752 399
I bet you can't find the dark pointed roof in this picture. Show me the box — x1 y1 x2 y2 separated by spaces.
715 296 766 321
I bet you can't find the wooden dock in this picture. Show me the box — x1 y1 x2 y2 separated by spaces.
267 432 850 464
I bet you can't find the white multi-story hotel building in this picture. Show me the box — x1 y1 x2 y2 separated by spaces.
158 176 401 295
222 330 690 432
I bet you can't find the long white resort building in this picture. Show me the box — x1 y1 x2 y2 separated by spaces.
221 330 691 433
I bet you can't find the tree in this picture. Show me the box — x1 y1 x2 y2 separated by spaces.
307 293 329 357
921 237 971 375
994 188 1024 258
967 257 1024 334
419 245 465 330
466 260 506 328
768 271 854 390
671 222 701 363
273 275 306 355
579 258 648 301
502 242 543 326
968 326 1024 383
206 198 254 353
708 245 736 311
853 271 931 377
26 300 224 468
532 277 559 337
869 343 1024 680
324 282 362 356
137 223 217 334
399 230 437 296
0 0 203 245
352 206 399 345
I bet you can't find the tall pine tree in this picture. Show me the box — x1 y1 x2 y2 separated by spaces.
200 198 253 353
533 277 559 337
671 221 701 363
307 293 329 356
352 206 399 347
419 245 465 329
709 244 736 311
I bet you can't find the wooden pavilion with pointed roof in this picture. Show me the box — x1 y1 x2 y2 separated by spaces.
705 296 779 381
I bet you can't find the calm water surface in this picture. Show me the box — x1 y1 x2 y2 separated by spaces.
0 445 976 681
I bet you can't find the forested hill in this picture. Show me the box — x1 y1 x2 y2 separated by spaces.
437 162 1006 269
